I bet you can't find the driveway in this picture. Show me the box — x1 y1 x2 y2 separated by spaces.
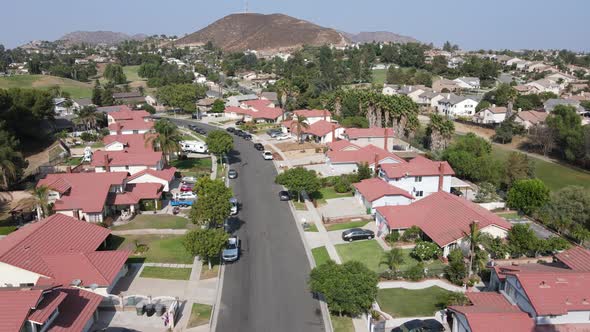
317 197 367 219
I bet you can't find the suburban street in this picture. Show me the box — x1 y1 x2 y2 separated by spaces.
166 118 325 332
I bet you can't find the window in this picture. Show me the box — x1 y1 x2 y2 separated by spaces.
415 176 422 182
125 165 129 170
133 130 139 134
19 283 34 287
416 191 424 197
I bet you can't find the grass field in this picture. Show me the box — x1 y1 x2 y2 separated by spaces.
331 315 354 332
305 223 319 232
187 303 213 328
293 201 308 210
109 234 193 264
123 65 143 82
111 215 190 231
491 145 590 191
139 266 192 280
312 246 332 266
372 69 387 85
314 187 353 205
377 287 454 317
0 75 93 98
170 157 212 178
325 220 369 232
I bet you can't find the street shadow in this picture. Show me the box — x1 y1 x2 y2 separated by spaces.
226 150 242 164
225 216 245 234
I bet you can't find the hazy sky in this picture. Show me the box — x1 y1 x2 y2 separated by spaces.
1 0 589 51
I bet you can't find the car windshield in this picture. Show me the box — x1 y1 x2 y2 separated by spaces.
227 238 238 249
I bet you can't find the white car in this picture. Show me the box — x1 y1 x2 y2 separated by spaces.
181 176 197 184
275 133 291 141
174 192 197 200
262 151 274 160
230 197 238 215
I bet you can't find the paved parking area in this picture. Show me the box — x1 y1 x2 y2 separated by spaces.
317 197 366 219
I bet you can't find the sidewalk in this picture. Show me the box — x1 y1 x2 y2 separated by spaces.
378 279 465 292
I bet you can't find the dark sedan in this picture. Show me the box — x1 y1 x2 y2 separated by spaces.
279 191 291 201
242 133 252 140
226 127 236 133
254 143 264 151
341 228 374 242
228 169 238 179
234 129 245 137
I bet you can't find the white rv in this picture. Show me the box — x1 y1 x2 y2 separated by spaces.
180 141 208 154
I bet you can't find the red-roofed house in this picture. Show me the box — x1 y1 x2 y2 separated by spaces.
555 246 590 272
224 99 284 123
353 178 414 214
326 144 406 175
126 167 177 192
103 134 155 153
0 287 103 332
293 109 331 124
342 127 405 151
283 119 344 144
106 107 150 125
0 214 129 295
448 292 535 332
91 150 164 175
379 155 455 199
375 192 511 256
108 118 154 135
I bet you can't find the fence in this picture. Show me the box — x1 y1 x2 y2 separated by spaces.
478 202 505 210
99 294 177 311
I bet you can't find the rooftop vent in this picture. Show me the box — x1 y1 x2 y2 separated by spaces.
70 279 82 286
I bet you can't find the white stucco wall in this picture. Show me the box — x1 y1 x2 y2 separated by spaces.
109 129 149 135
128 173 170 191
0 262 43 287
355 190 412 214
95 165 154 175
480 225 509 239
105 142 125 151
381 174 452 199
536 310 590 325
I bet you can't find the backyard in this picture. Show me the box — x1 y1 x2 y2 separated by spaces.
377 287 454 317
372 69 387 85
170 157 212 178
111 215 190 231
313 186 353 206
139 266 192 280
108 234 193 264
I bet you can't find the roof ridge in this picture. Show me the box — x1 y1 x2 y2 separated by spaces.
0 216 55 261
82 252 114 285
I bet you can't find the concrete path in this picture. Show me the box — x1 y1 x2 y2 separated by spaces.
210 154 218 180
378 279 465 292
111 229 187 235
143 262 193 268
303 196 342 264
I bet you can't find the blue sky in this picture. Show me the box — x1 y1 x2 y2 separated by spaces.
1 0 589 51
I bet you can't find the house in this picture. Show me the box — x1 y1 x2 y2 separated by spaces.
342 128 401 151
96 105 129 114
0 286 103 332
106 107 150 125
108 119 154 135
514 111 549 130
260 91 279 104
437 94 479 117
397 85 429 103
473 105 507 124
145 95 158 106
546 72 577 84
112 91 145 104
0 214 129 295
453 77 481 90
72 98 93 110
283 119 343 144
224 99 283 123
382 84 399 96
526 79 561 94
102 134 154 153
292 109 332 124
447 57 465 69
91 150 164 174
418 91 445 110
514 84 538 95
126 167 177 192
447 292 535 332
226 94 258 107
378 155 454 199
544 98 584 114
53 98 72 117
37 172 163 221
432 79 460 93
375 191 511 256
326 143 405 174
353 178 414 214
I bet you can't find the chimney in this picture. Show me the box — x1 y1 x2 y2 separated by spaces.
384 128 389 151
331 124 336 142
104 154 110 172
438 162 445 192
323 109 327 121
117 123 122 135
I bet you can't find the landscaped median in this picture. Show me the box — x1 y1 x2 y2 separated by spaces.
139 266 192 280
108 234 194 264
331 314 354 332
311 246 331 266
376 286 455 317
187 303 213 328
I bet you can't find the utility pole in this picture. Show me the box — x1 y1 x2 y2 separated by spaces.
244 0 249 13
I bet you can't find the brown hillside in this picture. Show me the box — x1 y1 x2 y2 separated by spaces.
174 13 349 51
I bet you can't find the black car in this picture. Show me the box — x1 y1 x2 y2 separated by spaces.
341 228 374 242
234 129 245 137
253 143 264 151
228 169 238 179
226 127 236 133
266 129 282 138
242 133 252 140
191 113 199 119
279 191 291 201
235 120 245 125
390 319 444 332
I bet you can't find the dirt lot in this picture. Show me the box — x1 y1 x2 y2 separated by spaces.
275 141 323 152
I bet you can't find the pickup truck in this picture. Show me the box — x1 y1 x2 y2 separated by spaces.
170 199 194 207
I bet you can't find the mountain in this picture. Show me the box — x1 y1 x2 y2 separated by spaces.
174 13 348 52
344 31 419 44
58 31 147 46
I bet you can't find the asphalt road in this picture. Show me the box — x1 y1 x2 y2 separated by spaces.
167 118 325 332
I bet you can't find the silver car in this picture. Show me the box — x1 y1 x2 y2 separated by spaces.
222 236 240 262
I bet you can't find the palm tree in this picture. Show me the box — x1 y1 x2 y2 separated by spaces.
32 185 50 219
293 114 309 144
145 119 182 163
73 106 102 131
464 221 481 276
0 146 22 190
380 248 405 275
426 113 455 152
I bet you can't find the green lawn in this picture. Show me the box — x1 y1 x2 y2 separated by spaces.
496 212 521 220
187 303 213 328
123 65 143 82
377 287 454 317
111 215 190 230
331 315 354 332
108 234 194 264
0 218 17 235
372 69 387 85
0 75 93 98
64 157 82 166
170 157 212 178
335 241 445 273
491 145 590 191
326 220 369 232
320 187 352 200
312 246 332 266
305 223 319 232
293 201 308 211
140 266 192 280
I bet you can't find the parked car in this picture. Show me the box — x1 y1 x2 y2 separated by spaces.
253 143 264 151
230 197 238 215
181 176 197 184
223 218 232 233
222 236 240 262
242 133 252 140
275 133 291 141
228 169 238 179
266 129 282 138
341 228 374 242
191 113 199 119
170 199 193 207
279 191 291 201
391 319 444 332
235 120 245 125
234 129 245 137
197 128 207 135
180 183 194 192
262 151 274 160
174 192 197 200
172 206 180 215
226 127 236 133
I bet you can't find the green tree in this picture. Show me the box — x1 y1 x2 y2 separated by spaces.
145 119 182 163
442 133 503 184
356 162 372 180
380 248 404 274
445 292 470 306
545 105 585 163
445 249 467 286
73 106 102 131
211 99 225 113
482 84 517 106
340 116 369 128
205 130 233 157
32 185 51 219
507 179 550 215
293 114 310 144
507 224 539 257
183 228 229 269
189 177 233 227
91 80 102 106
479 233 509 259
157 84 207 112
535 186 590 242
463 221 482 275
426 113 455 152
502 152 535 190
0 130 27 189
104 64 127 84
275 167 321 201
309 261 378 316
411 241 441 262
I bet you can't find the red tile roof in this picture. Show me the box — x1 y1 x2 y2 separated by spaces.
293 109 331 118
103 133 155 153
556 246 590 272
376 192 512 246
108 108 150 121
107 183 163 205
516 110 548 124
492 263 568 282
108 118 154 132
243 99 274 109
449 293 534 332
38 172 128 213
380 155 455 178
344 127 395 139
327 144 406 166
0 214 112 281
0 288 43 331
285 119 339 137
46 287 102 332
91 150 163 167
27 289 67 324
327 140 360 152
224 102 283 120
127 167 177 183
353 178 414 201
44 177 72 194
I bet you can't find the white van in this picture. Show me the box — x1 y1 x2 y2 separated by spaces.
180 140 208 154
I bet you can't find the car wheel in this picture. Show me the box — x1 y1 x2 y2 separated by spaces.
368 235 373 239
348 238 353 242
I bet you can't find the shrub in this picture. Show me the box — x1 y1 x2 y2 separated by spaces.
401 226 421 242
80 132 97 142
411 241 441 261
385 231 400 244
405 263 425 281
333 177 352 193
140 199 162 211
445 249 467 286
